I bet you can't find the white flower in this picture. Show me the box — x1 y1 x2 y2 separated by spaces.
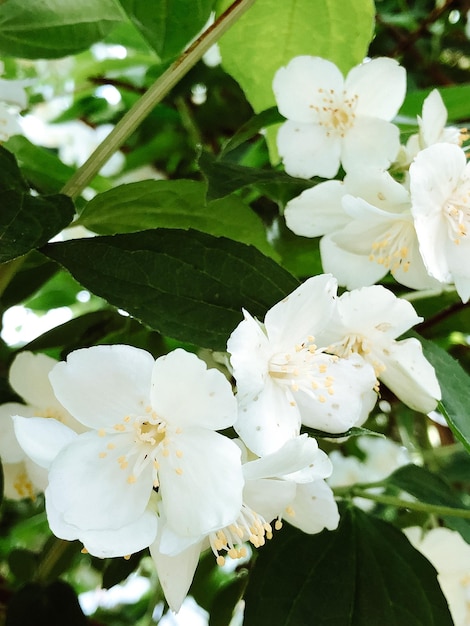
285 168 440 291
0 351 82 500
273 56 406 179
0 71 27 142
409 143 470 302
14 346 244 559
151 435 339 612
397 90 465 169
318 285 441 413
405 527 470 626
227 275 377 456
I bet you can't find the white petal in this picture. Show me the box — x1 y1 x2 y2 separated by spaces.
341 117 400 172
284 181 349 237
47 431 153 530
150 538 202 613
0 78 27 109
3 461 38 500
414 212 451 283
379 338 441 413
277 120 341 179
81 509 158 558
150 349 237 431
243 434 331 482
346 58 406 120
0 403 34 462
45 489 81 540
227 310 271 399
234 378 301 456
49 345 154 429
243 478 296 523
285 480 340 534
453 272 470 303
320 234 387 289
158 430 243 538
24 457 48 492
420 90 447 146
335 285 422 339
273 56 344 123
9 352 59 409
13 416 77 469
295 354 377 433
264 274 337 349
343 168 410 210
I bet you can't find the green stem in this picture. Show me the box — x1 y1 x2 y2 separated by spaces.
34 537 73 584
335 486 470 519
61 0 257 200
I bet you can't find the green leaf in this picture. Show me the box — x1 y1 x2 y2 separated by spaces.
303 426 385 440
118 0 215 61
399 84 470 122
199 151 314 201
8 549 38 584
42 228 299 350
6 581 87 626
78 179 277 258
0 145 28 193
0 0 123 59
243 506 453 626
0 253 58 309
220 106 284 157
0 192 74 263
102 551 146 589
419 336 470 453
216 0 375 113
386 464 470 543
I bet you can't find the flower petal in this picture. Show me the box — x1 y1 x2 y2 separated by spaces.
277 120 341 179
284 480 340 534
379 338 441 413
150 349 237 431
47 431 153 531
234 378 301 456
243 478 296 524
0 403 34 463
150 538 203 613
273 56 344 123
158 429 243 538
9 352 59 409
284 180 349 237
13 416 77 469
264 274 337 349
341 117 400 172
346 57 406 120
49 345 155 429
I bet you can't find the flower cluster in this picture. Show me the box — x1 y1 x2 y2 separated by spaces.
277 56 469 302
4 270 440 611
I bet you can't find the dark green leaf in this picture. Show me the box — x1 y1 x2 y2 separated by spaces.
0 0 123 59
0 192 74 263
0 145 28 193
102 551 146 589
209 570 249 626
78 180 277 258
220 107 283 157
37 538 82 585
386 464 470 543
6 581 87 626
303 426 385 440
42 228 299 350
8 549 38 583
118 0 215 61
244 506 453 626
199 151 315 201
0 253 58 309
419 337 470 452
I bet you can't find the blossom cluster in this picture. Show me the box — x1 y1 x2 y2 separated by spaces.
1 52 462 616
276 56 470 302
3 274 440 612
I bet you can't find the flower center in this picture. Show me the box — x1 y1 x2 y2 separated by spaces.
268 336 338 405
444 181 470 245
368 221 414 273
327 335 384 381
97 405 184 488
312 88 358 137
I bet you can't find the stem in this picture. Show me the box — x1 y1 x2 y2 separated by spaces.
61 0 257 200
34 538 73 584
335 486 470 519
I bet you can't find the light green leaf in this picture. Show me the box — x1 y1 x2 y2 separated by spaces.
399 84 470 123
42 229 299 349
419 336 470 453
118 0 216 61
0 0 123 59
77 180 277 258
243 506 453 626
216 0 375 113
